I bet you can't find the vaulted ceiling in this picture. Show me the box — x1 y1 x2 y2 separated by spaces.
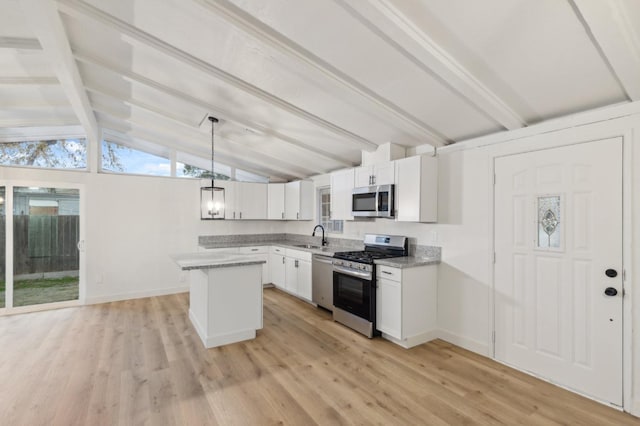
2 0 639 181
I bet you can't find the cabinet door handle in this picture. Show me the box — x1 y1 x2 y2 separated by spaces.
372 175 376 185
239 212 242 219
382 271 392 275
233 211 236 219
297 212 299 220
282 257 285 264
251 248 258 251
295 259 299 268
281 212 284 219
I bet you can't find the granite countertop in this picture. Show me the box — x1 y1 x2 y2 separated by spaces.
171 252 267 271
199 241 354 257
374 256 440 269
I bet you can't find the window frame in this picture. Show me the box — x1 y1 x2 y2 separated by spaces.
317 186 343 234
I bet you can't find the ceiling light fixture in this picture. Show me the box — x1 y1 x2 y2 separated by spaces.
200 116 225 220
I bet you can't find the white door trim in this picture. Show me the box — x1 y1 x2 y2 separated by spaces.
0 179 86 314
488 131 633 412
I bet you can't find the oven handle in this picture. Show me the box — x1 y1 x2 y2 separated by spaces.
333 265 372 280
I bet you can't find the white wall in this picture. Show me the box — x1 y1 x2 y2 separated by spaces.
290 103 640 414
0 168 206 303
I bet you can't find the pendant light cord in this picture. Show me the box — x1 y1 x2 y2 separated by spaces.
209 116 218 188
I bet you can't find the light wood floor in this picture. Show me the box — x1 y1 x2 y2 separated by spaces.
0 288 636 425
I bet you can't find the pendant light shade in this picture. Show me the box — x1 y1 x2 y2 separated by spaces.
200 116 225 220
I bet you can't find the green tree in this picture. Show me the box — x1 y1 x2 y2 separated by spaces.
182 164 230 180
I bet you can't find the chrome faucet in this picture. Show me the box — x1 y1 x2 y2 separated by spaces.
312 224 328 246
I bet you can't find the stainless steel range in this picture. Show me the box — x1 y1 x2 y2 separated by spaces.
332 234 408 338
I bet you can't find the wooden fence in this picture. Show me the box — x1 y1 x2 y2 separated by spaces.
0 216 79 276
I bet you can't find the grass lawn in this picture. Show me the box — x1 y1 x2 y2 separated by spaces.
0 276 78 307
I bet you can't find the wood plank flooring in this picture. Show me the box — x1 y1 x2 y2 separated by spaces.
0 288 636 425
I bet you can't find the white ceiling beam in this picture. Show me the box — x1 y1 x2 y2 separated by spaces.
0 125 84 142
0 117 79 128
335 0 526 130
0 77 58 85
192 0 446 147
0 36 42 50
19 0 100 172
73 50 357 168
85 83 197 128
93 108 307 180
58 0 378 152
571 0 640 101
87 90 322 177
87 85 325 177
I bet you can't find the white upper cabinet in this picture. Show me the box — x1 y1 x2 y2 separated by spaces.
330 168 354 221
236 182 267 220
395 155 438 222
285 180 314 220
354 162 395 187
214 180 237 220
267 183 286 220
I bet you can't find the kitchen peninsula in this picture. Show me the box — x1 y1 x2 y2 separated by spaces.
171 252 265 348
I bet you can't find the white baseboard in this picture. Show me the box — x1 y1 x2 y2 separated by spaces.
189 309 256 349
381 329 440 349
85 285 189 305
437 329 490 356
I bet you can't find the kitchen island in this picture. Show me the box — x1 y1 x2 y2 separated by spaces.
172 252 266 348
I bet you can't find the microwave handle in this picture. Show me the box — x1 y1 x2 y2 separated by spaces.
375 188 380 214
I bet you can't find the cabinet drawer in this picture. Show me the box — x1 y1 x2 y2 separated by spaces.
285 248 312 262
238 246 268 254
270 246 286 255
376 265 401 281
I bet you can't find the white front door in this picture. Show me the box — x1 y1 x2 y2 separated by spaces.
494 138 623 406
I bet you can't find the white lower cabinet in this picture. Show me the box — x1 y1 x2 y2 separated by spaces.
269 247 286 288
296 259 312 301
283 248 312 301
376 264 437 348
376 278 402 338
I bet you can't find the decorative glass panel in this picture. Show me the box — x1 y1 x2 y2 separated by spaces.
537 196 561 248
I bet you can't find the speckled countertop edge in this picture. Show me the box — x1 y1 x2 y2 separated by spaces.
374 257 440 269
171 253 267 271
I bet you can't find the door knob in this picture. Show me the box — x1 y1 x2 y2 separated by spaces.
604 287 618 297
605 269 617 278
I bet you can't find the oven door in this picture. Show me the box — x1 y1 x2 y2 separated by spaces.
333 268 373 320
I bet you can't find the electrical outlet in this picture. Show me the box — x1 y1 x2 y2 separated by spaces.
429 230 438 244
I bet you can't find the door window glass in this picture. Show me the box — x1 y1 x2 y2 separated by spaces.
537 195 561 249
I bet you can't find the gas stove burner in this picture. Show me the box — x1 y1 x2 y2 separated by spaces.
332 250 400 264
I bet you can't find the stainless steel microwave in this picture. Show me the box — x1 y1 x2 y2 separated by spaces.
352 184 394 218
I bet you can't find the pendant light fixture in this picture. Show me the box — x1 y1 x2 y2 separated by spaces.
200 116 225 219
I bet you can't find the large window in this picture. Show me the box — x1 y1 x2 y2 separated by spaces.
101 141 170 176
0 138 87 170
318 186 343 233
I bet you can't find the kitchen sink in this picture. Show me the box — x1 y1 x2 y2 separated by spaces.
293 244 321 249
